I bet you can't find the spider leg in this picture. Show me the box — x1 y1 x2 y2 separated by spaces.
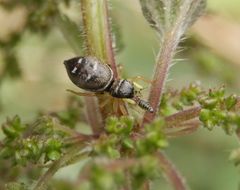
66 89 96 97
128 76 154 84
99 98 110 108
112 98 119 114
118 99 128 115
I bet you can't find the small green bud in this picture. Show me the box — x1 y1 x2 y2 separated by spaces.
213 110 227 121
172 101 184 110
15 151 26 166
122 138 134 149
106 147 120 159
2 124 18 139
209 87 225 98
105 117 119 134
11 116 25 131
156 139 168 148
46 139 62 151
201 98 218 109
225 94 237 110
47 150 61 161
199 109 211 122
120 116 134 135
222 124 234 135
205 120 215 130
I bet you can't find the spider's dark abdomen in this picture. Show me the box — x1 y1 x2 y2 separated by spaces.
64 56 113 92
108 79 134 98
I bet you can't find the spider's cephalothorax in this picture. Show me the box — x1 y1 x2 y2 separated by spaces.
64 56 153 113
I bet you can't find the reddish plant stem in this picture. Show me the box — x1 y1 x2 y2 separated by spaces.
165 106 201 128
142 0 198 126
166 119 201 137
157 152 188 190
142 32 178 125
85 97 103 134
143 181 150 190
103 0 118 79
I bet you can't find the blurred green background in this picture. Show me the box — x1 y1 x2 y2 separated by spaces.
1 0 240 189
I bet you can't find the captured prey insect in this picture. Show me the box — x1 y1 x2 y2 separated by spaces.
63 56 154 113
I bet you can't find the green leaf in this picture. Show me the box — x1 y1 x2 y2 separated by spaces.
56 13 84 55
139 0 206 36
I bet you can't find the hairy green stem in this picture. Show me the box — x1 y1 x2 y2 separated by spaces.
56 13 103 133
80 0 127 119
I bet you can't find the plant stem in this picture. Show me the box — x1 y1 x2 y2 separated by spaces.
165 106 201 128
157 152 188 190
85 96 103 133
142 30 180 124
166 119 201 137
34 147 80 190
56 13 103 133
102 0 119 78
80 0 128 119
142 0 202 125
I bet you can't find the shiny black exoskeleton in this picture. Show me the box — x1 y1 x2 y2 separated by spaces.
64 56 153 113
